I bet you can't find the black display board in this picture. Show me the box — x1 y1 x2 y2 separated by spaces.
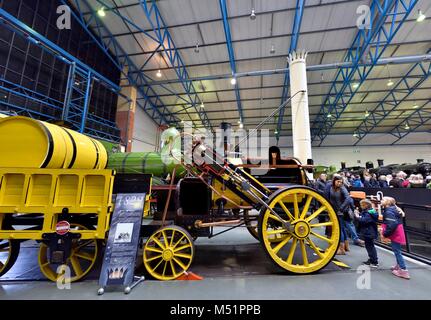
98 193 146 294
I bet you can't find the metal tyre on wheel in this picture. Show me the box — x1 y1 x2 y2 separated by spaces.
38 224 100 282
258 186 340 274
243 209 259 241
0 239 20 277
143 225 194 281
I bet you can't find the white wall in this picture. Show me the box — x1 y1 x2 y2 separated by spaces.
276 133 431 168
131 107 158 152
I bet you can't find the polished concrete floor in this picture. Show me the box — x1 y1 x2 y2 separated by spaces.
1 227 430 300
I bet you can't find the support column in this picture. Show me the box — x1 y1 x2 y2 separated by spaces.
116 67 136 152
288 51 312 168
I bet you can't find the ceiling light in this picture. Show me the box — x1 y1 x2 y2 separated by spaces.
353 132 359 138
352 82 360 89
270 44 275 54
404 123 410 130
156 69 162 78
97 7 106 17
327 114 332 118
239 123 244 129
413 104 419 109
194 43 199 53
387 79 394 87
230 77 237 85
250 8 256 20
180 119 184 124
364 110 370 118
274 130 278 135
200 102 204 108
237 119 241 124
417 9 426 22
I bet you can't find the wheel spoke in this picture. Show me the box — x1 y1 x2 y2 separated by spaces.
74 251 94 261
286 238 297 264
161 230 168 246
146 254 163 263
300 240 309 267
170 230 176 247
169 260 176 276
267 213 285 223
75 240 93 251
306 237 324 259
266 228 288 235
277 201 295 221
173 257 187 271
174 243 191 252
70 256 83 276
293 194 300 219
145 246 163 254
0 261 4 268
0 248 9 252
300 196 313 219
162 261 168 276
272 235 292 254
151 258 164 271
153 237 166 250
310 222 333 228
305 206 327 222
310 231 333 244
174 252 192 260
172 235 186 249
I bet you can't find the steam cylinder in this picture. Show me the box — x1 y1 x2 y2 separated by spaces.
0 116 107 169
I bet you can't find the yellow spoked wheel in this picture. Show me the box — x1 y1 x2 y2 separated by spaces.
38 224 100 282
143 225 194 281
258 186 340 274
0 239 20 277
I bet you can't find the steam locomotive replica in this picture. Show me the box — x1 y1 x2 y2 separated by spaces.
0 115 342 282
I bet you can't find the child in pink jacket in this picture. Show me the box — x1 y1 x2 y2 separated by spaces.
380 197 409 279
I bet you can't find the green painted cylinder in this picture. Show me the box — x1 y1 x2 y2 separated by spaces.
107 152 185 177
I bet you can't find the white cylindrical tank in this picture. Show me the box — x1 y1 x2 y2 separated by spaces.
288 50 312 172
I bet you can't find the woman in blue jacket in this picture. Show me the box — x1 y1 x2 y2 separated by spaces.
325 175 352 254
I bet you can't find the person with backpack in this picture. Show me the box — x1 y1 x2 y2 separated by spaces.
380 196 410 279
354 199 379 268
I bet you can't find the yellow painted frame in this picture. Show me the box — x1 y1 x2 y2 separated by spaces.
0 168 115 240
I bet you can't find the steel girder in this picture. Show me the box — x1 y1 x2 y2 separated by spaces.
390 100 431 144
311 0 418 145
348 53 431 145
276 0 305 141
65 0 180 126
219 0 244 123
138 0 213 130
0 7 121 141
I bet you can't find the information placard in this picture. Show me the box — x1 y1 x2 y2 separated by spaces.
98 193 146 293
